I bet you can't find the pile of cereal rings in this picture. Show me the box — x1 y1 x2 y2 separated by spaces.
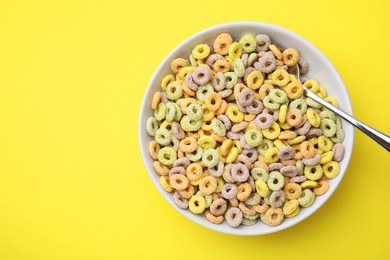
146 32 345 228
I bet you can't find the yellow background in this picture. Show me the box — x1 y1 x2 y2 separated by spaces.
1 0 390 259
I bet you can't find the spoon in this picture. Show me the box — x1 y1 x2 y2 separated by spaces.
292 65 390 152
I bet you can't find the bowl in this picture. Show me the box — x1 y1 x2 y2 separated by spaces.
138 21 354 235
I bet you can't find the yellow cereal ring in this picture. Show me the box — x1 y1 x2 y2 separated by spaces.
284 206 300 218
272 69 290 87
228 42 242 60
320 151 334 165
301 180 318 189
255 179 269 197
215 177 224 193
192 44 211 60
279 122 292 130
160 120 173 133
158 147 177 166
198 135 216 149
244 113 256 122
264 146 279 164
324 96 339 107
189 195 207 214
287 135 306 145
318 85 327 98
307 109 321 127
323 161 340 178
279 104 287 123
304 79 320 94
226 147 239 163
318 135 333 152
201 120 213 131
226 105 244 123
273 139 288 149
282 199 299 215
247 70 264 90
285 81 303 99
304 165 323 181
161 74 175 91
214 33 233 55
159 176 174 193
233 140 243 154
220 139 234 157
284 183 302 200
262 122 281 140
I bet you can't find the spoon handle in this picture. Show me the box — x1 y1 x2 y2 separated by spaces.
304 88 390 152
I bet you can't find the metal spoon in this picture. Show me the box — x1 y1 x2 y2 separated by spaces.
292 65 390 152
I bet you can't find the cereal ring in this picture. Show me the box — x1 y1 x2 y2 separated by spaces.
186 103 203 121
239 33 257 53
323 161 340 178
304 79 320 94
302 153 321 166
269 190 286 208
241 148 258 164
179 137 197 153
278 130 297 140
332 143 345 162
255 34 271 52
214 33 233 55
159 176 174 192
238 87 254 106
254 53 277 74
205 210 224 224
304 165 323 181
189 195 207 214
186 163 203 182
199 175 218 195
211 72 226 92
307 109 321 128
264 207 284 226
225 207 243 227
179 184 196 199
238 202 257 216
209 161 224 177
154 102 166 121
247 70 264 90
173 157 190 169
192 44 211 60
245 128 263 147
233 58 245 77
257 139 274 157
171 58 188 73
269 163 283 171
237 182 252 201
317 135 333 152
232 121 249 133
245 193 262 206
166 81 183 101
153 161 169 176
148 140 160 160
269 44 282 60
161 74 175 91
263 95 280 110
300 141 316 159
286 108 303 127
267 171 284 191
289 98 307 114
224 72 238 89
213 59 231 73
253 113 274 130
282 48 299 66
283 199 299 216
210 198 228 216
206 53 224 67
264 146 279 164
277 146 294 161
146 117 159 136
185 146 203 162
230 163 249 182
170 174 189 191
271 69 290 87
155 128 172 146
313 180 330 196
320 118 337 137
331 126 345 143
169 166 185 178
226 105 244 123
192 65 212 85
211 118 226 137
262 122 281 140
151 92 162 110
228 42 243 60
298 57 309 74
257 83 274 101
217 114 232 131
226 147 239 163
184 72 199 92
284 182 302 200
285 81 304 99
221 183 238 200
173 191 189 209
280 165 298 177
298 188 314 206
289 175 306 183
204 92 222 112
202 148 220 168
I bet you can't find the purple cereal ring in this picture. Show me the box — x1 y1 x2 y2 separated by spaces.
225 207 243 227
240 53 249 67
298 57 309 74
223 164 235 183
173 157 190 168
270 190 286 208
297 120 311 136
192 65 211 85
241 148 259 164
160 91 168 104
280 165 298 177
254 53 276 74
248 176 256 191
231 163 250 182
169 166 186 178
185 72 199 91
302 153 321 166
240 135 254 149
173 191 189 209
290 175 307 183
236 102 247 113
227 131 244 140
172 122 185 140
212 72 226 91
238 88 254 106
253 113 274 129
235 154 252 169
210 198 228 216
246 99 264 115
307 128 323 138
217 114 232 130
262 108 279 121
332 143 345 162
206 54 224 68
209 161 224 177
221 183 238 199
278 146 295 160
269 163 284 171
255 34 271 52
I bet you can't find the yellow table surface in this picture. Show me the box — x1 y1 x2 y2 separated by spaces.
1 0 390 259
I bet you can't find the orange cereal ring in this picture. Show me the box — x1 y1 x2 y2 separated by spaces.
213 59 231 73
278 130 297 140
237 182 252 201
282 48 299 66
153 161 169 176
215 100 228 115
171 58 188 73
214 33 233 55
286 108 303 127
151 91 162 109
300 141 316 159
179 137 197 153
229 197 239 207
252 199 269 214
238 202 257 216
283 182 302 200
182 82 196 97
292 144 303 160
313 180 330 196
281 159 296 166
199 176 218 195
186 163 203 181
257 83 274 100
178 184 196 199
233 83 247 100
210 133 227 143
180 98 197 114
170 174 189 191
205 92 222 112
148 140 160 160
264 207 284 226
177 149 185 159
269 44 282 60
205 210 224 224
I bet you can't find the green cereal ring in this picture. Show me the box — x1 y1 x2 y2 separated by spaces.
298 188 313 206
242 217 258 226
175 98 184 107
186 146 203 162
165 102 177 122
269 89 288 104
257 139 274 156
331 126 345 143
263 95 281 110
306 97 322 109
320 110 336 122
251 167 269 182
187 103 203 120
320 118 337 137
202 148 220 168
289 98 308 114
154 103 166 121
196 84 214 101
158 147 177 166
245 128 263 147
304 165 323 181
335 116 342 128
239 34 257 53
182 116 202 132
224 72 238 89
233 58 245 78
245 193 261 206
296 160 304 175
267 171 284 191
155 128 172 146
211 118 226 137
166 81 183 101
243 213 259 221
173 103 182 121
189 54 197 67
146 117 159 136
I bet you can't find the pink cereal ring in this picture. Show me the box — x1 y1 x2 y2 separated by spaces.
278 146 295 160
332 143 345 162
192 65 211 85
302 153 321 166
221 183 238 199
253 113 274 129
173 191 189 209
238 88 254 106
246 99 264 115
231 163 250 182
225 207 243 227
210 198 228 216
280 165 298 177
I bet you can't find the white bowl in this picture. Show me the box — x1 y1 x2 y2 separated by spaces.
138 21 354 236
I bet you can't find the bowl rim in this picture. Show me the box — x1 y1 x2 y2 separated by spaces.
138 21 354 236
